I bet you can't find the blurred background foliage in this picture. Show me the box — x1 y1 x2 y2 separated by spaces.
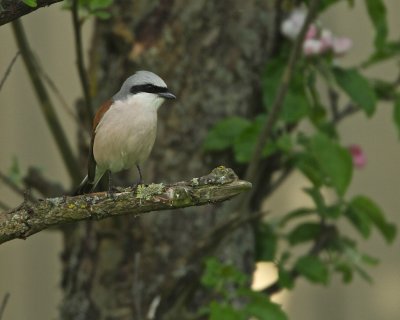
201 0 399 318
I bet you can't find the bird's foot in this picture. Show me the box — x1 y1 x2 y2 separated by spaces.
131 179 144 191
107 186 119 200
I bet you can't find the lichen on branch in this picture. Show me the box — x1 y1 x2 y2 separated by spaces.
0 167 251 245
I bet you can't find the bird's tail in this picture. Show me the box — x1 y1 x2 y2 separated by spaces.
73 175 95 196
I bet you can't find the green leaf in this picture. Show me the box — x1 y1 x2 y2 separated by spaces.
233 117 262 163
280 91 310 123
245 294 288 320
201 259 222 288
306 66 336 133
263 57 310 124
349 196 396 243
278 266 295 289
325 205 342 219
393 96 400 139
363 41 400 67
23 0 37 7
203 117 250 151
89 0 113 10
365 0 388 50
295 153 324 187
304 187 326 214
209 303 241 320
93 10 111 19
344 201 372 239
280 69 310 123
309 133 353 196
276 133 292 153
315 122 338 140
295 256 329 284
201 258 248 291
338 238 376 283
262 56 286 108
303 188 342 219
371 79 397 100
309 103 328 128
8 156 22 186
333 67 377 116
256 224 277 261
361 253 380 266
353 265 373 283
288 223 321 245
280 208 315 227
233 115 282 163
334 263 353 283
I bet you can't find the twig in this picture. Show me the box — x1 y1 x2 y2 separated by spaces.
263 223 336 296
190 211 267 263
0 0 63 26
35 59 86 131
23 167 66 197
0 51 20 92
328 87 339 120
266 165 293 197
72 0 93 123
0 170 35 202
11 19 81 184
0 167 251 245
394 68 400 88
332 103 359 124
244 0 320 186
133 253 142 320
0 293 10 320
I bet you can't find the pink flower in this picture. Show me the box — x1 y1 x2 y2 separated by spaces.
332 37 353 56
305 24 318 40
303 39 325 56
320 29 334 52
348 145 366 169
281 8 353 58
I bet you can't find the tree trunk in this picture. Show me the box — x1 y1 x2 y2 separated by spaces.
61 1 276 319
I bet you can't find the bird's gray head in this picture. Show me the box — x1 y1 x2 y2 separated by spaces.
113 71 176 103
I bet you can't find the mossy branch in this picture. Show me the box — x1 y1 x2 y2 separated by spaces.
0 167 251 245
0 0 63 27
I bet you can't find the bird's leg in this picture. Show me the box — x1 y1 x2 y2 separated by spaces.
132 164 144 189
107 170 116 198
137 165 144 185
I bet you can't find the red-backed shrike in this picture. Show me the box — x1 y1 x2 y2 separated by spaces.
75 71 176 195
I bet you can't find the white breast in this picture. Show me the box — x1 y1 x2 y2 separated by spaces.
93 94 161 177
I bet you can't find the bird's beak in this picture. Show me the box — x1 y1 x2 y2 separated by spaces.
158 91 176 100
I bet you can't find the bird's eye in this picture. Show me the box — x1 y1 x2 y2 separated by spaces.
130 86 139 94
130 83 162 94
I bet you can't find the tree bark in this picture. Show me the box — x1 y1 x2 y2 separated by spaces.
61 1 276 319
0 0 63 26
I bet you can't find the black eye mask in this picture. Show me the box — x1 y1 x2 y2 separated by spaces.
130 84 169 95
